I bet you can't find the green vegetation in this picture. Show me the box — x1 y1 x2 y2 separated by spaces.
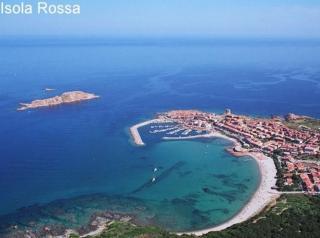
285 118 320 131
272 151 302 191
72 221 191 238
297 154 320 161
272 154 286 189
91 222 177 238
203 194 320 238
69 234 80 238
74 195 320 238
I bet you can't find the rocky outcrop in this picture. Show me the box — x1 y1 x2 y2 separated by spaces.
18 91 99 111
285 113 311 121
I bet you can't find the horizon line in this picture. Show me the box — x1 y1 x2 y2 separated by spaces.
1 34 320 41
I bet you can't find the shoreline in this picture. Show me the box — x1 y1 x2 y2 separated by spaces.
129 122 279 236
162 131 238 144
173 132 279 236
17 91 99 111
178 151 279 236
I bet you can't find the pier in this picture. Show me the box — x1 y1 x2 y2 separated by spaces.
130 119 167 146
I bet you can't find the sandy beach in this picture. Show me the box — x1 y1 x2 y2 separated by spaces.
130 124 279 236
178 153 278 236
176 138 279 236
162 131 279 236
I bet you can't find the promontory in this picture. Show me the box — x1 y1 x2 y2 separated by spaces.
17 91 99 111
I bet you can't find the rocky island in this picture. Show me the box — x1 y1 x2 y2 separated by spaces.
17 91 99 111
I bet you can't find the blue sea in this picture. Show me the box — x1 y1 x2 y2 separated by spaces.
0 37 319 235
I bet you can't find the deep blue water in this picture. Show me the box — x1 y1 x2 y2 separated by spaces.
0 38 319 234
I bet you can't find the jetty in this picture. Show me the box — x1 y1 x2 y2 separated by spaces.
129 119 170 146
129 109 320 234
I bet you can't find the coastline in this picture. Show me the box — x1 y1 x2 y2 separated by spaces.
162 131 238 144
178 150 279 236
57 225 107 238
165 132 279 236
129 123 278 236
17 91 99 111
55 150 278 238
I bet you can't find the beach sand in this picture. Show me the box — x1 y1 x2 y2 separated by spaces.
178 152 278 236
130 124 279 236
174 133 279 236
161 132 279 236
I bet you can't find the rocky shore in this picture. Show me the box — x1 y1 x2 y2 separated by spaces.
3 211 134 238
17 91 99 111
59 212 133 238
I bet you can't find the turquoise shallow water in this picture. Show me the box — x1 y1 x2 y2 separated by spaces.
0 136 260 233
0 38 319 234
130 138 260 231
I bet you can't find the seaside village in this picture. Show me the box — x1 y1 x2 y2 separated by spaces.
157 110 320 193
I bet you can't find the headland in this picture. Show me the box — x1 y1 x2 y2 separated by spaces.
17 91 99 111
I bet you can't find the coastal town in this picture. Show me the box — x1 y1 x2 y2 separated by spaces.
132 109 320 194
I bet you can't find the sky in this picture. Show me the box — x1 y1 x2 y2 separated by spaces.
1 0 320 38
